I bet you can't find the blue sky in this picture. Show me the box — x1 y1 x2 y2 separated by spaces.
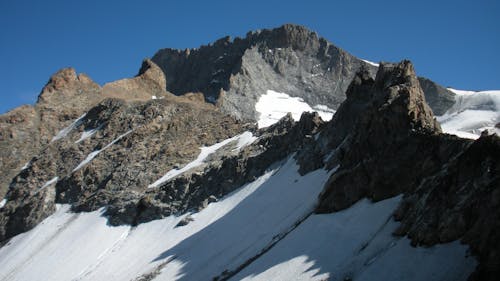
1 0 498 113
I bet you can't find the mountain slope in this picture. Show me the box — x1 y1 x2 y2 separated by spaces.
0 25 499 281
0 24 456 199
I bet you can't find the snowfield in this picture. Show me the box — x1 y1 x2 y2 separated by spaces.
0 156 476 281
256 90 335 128
233 196 475 281
438 89 500 139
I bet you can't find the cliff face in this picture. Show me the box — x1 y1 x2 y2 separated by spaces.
152 24 455 120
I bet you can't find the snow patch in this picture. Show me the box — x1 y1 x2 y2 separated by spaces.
40 177 58 190
361 59 379 67
51 113 86 142
438 89 500 139
20 162 30 171
151 95 157 100
149 131 257 188
233 131 258 151
0 199 6 208
73 130 133 172
76 124 104 143
255 90 335 128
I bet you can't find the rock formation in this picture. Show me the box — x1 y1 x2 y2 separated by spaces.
313 61 499 280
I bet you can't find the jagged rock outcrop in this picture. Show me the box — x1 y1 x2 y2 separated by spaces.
313 60 499 280
102 59 169 100
152 24 454 120
316 61 444 212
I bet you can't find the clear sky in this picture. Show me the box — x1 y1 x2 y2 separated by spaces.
1 0 498 113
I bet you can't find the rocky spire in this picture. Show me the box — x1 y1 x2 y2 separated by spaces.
317 60 443 213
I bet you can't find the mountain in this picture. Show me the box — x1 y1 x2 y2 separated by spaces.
0 24 499 281
151 24 456 120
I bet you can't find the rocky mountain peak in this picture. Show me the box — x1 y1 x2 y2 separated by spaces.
317 60 443 212
245 23 322 51
373 60 441 134
40 67 78 92
37 68 101 104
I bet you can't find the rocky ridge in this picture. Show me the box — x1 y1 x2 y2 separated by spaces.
0 59 170 198
0 24 454 199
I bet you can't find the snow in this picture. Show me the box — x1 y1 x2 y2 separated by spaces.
40 177 58 190
0 156 330 281
0 205 130 281
255 90 335 128
76 124 103 143
20 162 30 170
233 196 476 281
33 177 59 196
361 59 379 67
51 113 86 142
0 199 6 208
152 95 158 100
0 158 477 281
437 89 500 139
73 130 133 172
234 131 258 151
149 131 257 188
313 104 336 114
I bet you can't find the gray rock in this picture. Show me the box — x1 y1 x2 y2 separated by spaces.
417 77 456 115
152 24 454 121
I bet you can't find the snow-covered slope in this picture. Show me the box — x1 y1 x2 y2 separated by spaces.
256 90 335 128
0 157 329 281
0 155 477 281
232 197 476 281
437 89 500 139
